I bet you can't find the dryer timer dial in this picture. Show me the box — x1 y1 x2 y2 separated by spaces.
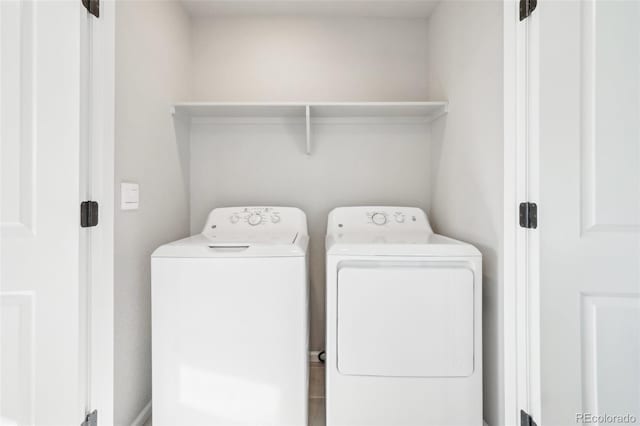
371 212 387 225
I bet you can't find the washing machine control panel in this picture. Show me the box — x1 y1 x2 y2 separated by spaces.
203 206 308 235
366 209 417 226
328 206 432 233
227 207 282 226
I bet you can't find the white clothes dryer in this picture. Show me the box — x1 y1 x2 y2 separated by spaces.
325 206 482 426
152 206 309 426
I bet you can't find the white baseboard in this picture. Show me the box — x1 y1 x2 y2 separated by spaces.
131 400 152 426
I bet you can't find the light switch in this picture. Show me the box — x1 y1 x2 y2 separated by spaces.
121 182 139 210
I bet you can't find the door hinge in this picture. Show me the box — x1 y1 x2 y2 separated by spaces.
81 201 99 228
81 410 97 426
82 0 99 18
521 410 537 426
519 0 537 20
519 202 538 229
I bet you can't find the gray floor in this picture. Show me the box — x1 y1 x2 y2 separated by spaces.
144 362 326 426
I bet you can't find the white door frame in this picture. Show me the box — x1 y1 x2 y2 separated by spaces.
83 0 115 423
1 0 113 421
503 0 541 425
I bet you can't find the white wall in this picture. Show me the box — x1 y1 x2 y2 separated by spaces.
191 16 430 101
426 2 504 425
114 1 191 424
189 119 432 350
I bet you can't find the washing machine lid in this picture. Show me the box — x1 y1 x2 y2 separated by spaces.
152 232 307 258
207 231 298 245
153 206 309 258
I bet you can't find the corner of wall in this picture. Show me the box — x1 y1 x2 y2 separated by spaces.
114 0 193 423
425 2 506 426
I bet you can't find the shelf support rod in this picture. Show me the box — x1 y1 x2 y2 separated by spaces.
305 105 311 155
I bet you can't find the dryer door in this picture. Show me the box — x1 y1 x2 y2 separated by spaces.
337 261 474 377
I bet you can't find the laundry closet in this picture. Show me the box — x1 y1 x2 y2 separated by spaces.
113 2 504 425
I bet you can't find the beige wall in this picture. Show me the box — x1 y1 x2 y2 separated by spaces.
190 16 430 102
114 1 191 424
426 2 504 425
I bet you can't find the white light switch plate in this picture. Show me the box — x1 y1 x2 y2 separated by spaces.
121 182 139 210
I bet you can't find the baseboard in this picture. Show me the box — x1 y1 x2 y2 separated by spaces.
128 393 487 426
131 400 152 426
309 350 322 364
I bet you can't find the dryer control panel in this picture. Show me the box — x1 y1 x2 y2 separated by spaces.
202 206 308 236
328 206 433 234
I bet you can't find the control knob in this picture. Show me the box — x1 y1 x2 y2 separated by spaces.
247 213 263 226
372 212 387 226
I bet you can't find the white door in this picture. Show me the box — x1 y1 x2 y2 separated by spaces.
529 0 640 424
1 1 90 424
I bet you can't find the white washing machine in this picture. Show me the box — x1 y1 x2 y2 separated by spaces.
325 206 482 426
152 206 309 426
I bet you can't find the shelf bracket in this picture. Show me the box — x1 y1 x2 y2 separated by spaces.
305 105 311 155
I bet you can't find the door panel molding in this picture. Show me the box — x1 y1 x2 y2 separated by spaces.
581 294 640 417
581 0 640 234
1 0 36 237
0 292 35 426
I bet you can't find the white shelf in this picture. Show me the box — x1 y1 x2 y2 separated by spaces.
171 101 448 154
171 102 306 118
308 102 447 118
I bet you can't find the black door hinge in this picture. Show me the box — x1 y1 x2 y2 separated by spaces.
82 0 99 18
520 0 537 20
81 410 97 426
519 202 538 229
521 410 537 426
81 201 99 228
